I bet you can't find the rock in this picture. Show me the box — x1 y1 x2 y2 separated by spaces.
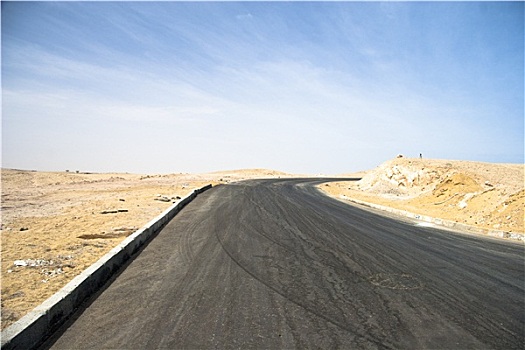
20 227 29 231
155 197 171 202
100 210 118 214
42 267 64 277
485 181 493 187
8 291 25 299
2 308 22 323
113 226 135 231
117 209 128 212
14 260 27 267
57 254 74 260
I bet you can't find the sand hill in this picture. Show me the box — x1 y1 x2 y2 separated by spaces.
321 158 524 234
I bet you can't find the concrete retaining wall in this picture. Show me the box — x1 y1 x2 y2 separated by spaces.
338 195 524 242
1 184 213 350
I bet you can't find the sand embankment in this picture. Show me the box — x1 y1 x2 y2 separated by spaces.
321 158 524 235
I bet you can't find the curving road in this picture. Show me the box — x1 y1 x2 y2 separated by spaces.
41 179 524 349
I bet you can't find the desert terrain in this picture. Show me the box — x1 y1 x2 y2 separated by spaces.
1 159 523 330
321 157 524 235
0 168 292 329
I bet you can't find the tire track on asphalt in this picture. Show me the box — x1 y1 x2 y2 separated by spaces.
42 178 525 350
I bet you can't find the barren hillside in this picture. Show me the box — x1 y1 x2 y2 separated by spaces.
321 158 524 234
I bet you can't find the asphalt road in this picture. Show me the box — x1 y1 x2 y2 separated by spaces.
42 179 524 349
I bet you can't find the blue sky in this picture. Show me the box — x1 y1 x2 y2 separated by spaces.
2 1 523 174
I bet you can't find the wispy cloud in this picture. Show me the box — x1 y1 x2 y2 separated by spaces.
236 13 253 20
2 2 523 173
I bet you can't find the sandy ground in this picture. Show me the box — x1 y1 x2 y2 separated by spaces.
0 168 292 329
321 158 524 235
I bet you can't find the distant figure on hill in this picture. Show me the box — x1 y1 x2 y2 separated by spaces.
419 153 423 159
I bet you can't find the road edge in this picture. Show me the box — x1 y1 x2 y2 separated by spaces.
335 193 524 242
0 184 213 350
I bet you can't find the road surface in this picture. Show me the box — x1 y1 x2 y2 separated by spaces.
41 179 524 349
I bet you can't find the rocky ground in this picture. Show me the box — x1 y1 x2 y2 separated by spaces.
0 168 291 329
321 157 524 235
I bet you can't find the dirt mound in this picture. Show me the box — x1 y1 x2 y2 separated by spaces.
431 173 483 205
356 159 448 198
322 158 524 235
209 168 291 177
206 168 295 183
